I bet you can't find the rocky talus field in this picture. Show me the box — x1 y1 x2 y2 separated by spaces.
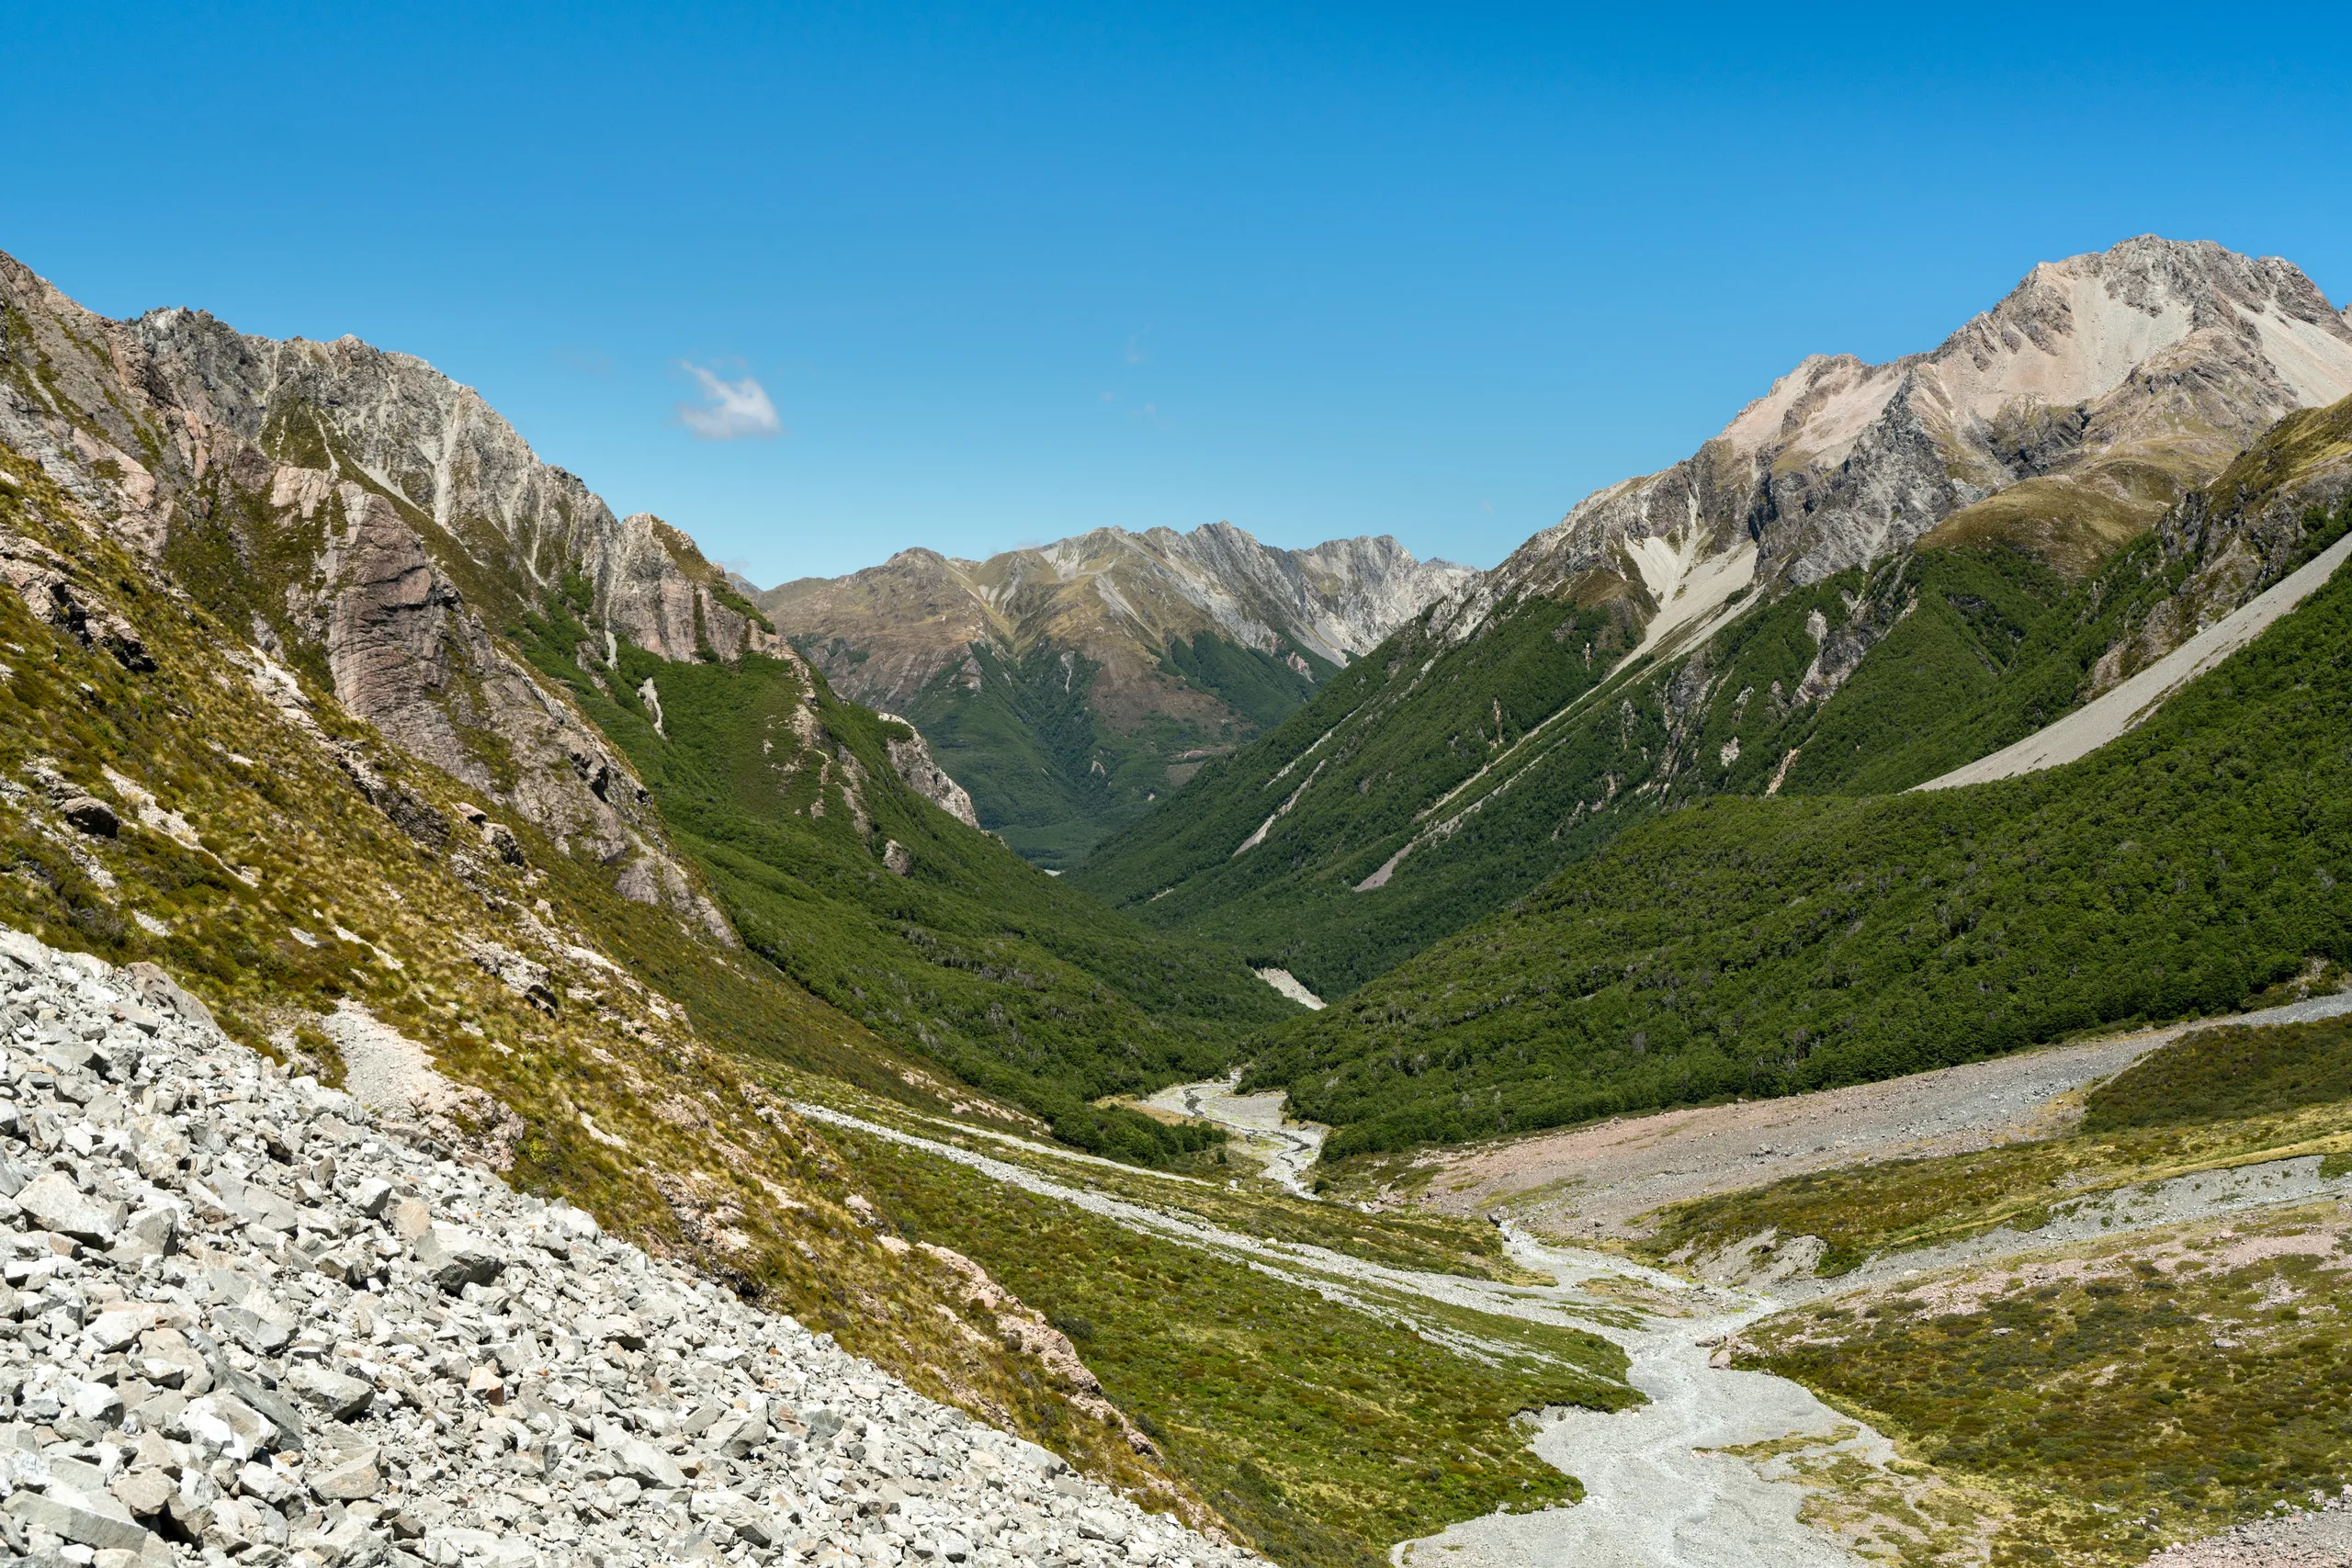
0 926 1251 1568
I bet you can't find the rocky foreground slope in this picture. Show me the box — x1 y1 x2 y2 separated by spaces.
0 926 1250 1568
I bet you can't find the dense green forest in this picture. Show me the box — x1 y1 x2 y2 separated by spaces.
1159 630 1338 729
1075 543 2166 999
1074 595 1626 993
514 593 1296 1164
1244 558 2352 1156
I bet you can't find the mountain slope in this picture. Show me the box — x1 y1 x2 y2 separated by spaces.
0 396 1639 1568
764 525 1468 867
1243 487 2352 1156
0 438 1225 1503
507 598 1298 1162
1078 238 2352 997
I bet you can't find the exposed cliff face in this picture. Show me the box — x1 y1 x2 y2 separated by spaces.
0 249 777 929
1444 238 2352 652
763 522 1469 865
2090 391 2352 695
878 712 982 829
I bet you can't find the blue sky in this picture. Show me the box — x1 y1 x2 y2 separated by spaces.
8 3 2351 581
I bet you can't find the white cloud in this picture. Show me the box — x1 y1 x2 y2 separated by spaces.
675 362 782 440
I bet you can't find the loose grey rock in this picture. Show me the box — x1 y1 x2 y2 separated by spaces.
412 1222 503 1291
6 1484 152 1551
311 1455 383 1501
0 925 1259 1568
19 1168 127 1243
285 1362 374 1420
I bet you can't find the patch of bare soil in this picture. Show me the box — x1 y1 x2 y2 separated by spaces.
1399 994 2352 1243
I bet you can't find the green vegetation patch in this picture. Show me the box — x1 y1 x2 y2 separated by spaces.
837 1124 1633 1568
1639 1010 2352 1278
1078 593 1624 998
1248 555 2352 1156
1744 1205 2352 1565
2086 1016 2352 1134
1637 1096 2352 1279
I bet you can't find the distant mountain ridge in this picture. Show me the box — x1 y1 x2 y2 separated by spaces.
1078 237 2352 998
763 522 1469 866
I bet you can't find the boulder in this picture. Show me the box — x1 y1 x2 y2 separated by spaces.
110 1467 177 1518
19 1170 127 1244
311 1454 384 1501
286 1362 374 1420
6 1484 153 1551
598 1425 686 1490
385 1193 434 1241
413 1223 504 1292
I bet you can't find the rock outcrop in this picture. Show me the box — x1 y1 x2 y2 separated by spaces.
876 715 980 829
0 249 777 925
0 925 1253 1568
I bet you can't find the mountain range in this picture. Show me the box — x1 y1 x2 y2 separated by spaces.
760 526 1468 866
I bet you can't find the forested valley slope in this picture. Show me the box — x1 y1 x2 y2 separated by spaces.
1076 237 2352 1001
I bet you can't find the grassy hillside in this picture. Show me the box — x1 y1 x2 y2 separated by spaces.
1247 552 2352 1156
514 595 1298 1164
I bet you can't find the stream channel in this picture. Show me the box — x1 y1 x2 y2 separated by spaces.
800 1083 1895 1566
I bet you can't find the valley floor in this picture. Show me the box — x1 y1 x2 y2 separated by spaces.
1345 995 2352 1566
793 1093 1924 1566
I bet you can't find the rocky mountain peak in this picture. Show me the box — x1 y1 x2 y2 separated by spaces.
765 521 1470 863
1450 236 2352 654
